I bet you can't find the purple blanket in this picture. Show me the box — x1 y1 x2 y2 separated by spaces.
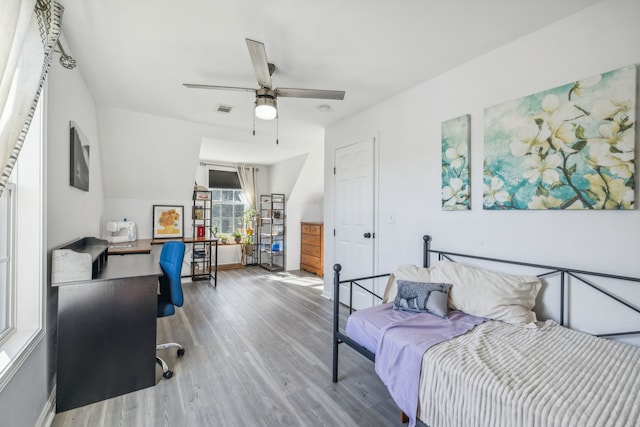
346 303 418 354
373 308 485 427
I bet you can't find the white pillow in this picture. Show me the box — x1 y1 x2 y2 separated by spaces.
382 265 432 303
430 260 541 327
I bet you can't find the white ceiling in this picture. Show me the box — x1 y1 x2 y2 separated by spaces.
57 0 602 164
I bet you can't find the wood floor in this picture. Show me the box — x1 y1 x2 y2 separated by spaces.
51 267 404 427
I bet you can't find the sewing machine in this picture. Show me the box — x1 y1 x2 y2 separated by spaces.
105 221 137 243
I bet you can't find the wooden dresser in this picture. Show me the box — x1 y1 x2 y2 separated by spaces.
300 222 324 277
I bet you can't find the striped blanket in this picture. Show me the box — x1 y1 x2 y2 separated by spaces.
418 320 640 427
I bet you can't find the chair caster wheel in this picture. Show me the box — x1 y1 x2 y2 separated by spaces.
177 348 185 357
163 370 173 379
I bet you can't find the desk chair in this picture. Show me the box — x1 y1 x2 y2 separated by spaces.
156 241 186 379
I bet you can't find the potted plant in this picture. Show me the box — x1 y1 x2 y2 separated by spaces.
233 231 243 244
243 208 258 230
244 230 254 256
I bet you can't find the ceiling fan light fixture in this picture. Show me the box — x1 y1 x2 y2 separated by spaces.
255 97 277 120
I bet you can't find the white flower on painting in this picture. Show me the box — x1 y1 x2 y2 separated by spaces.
570 75 601 97
483 177 509 207
541 94 561 113
510 121 551 157
442 178 468 209
588 143 635 179
528 195 564 209
589 120 635 153
445 147 465 170
525 96 578 155
522 154 562 184
587 120 635 178
601 152 635 179
546 100 578 153
590 89 633 121
584 174 634 209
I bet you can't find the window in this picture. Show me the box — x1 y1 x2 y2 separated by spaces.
210 189 245 235
0 183 15 341
0 95 45 391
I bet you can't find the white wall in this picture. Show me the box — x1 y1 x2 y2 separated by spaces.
266 140 324 271
98 107 202 201
324 0 640 302
48 59 105 248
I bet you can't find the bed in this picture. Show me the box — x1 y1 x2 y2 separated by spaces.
332 235 640 427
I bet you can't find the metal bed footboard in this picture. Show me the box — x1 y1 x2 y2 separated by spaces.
332 236 432 383
331 266 386 382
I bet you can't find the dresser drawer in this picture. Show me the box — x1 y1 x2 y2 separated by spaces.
301 244 321 257
301 233 321 246
301 224 322 235
301 253 321 268
300 222 323 277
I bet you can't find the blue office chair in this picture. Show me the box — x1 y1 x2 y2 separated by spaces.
156 241 186 379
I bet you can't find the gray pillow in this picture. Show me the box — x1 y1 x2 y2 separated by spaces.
393 280 452 317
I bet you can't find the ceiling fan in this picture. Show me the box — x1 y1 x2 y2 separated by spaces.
183 39 346 121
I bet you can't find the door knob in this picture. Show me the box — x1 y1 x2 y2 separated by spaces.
363 232 372 238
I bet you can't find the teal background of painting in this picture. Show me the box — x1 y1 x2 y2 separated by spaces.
441 114 470 209
483 65 636 210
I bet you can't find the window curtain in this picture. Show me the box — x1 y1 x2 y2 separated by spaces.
0 0 62 197
236 165 258 211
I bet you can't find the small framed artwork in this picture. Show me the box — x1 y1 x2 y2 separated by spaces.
152 205 184 239
69 121 90 191
193 207 204 220
441 114 471 210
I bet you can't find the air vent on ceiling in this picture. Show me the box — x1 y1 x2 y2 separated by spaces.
216 104 233 114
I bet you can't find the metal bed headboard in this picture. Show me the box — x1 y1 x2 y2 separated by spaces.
422 235 640 338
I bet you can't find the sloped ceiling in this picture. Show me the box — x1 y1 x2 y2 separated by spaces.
57 0 602 155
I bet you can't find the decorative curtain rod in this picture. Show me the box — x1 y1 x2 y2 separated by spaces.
36 0 76 70
199 161 260 171
56 40 76 69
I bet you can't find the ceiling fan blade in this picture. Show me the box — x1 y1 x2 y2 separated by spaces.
246 38 273 89
183 83 256 93
276 88 345 100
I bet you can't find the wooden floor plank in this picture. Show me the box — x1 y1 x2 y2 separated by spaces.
51 267 405 427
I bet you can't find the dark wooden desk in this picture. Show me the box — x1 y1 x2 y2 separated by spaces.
108 238 153 255
54 254 162 412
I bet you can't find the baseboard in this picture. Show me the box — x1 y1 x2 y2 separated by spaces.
37 387 56 427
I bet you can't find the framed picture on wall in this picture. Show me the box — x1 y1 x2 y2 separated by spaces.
483 64 636 210
441 114 471 210
152 205 184 239
69 121 90 191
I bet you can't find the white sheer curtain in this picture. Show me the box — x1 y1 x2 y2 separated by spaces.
0 0 62 196
236 164 258 212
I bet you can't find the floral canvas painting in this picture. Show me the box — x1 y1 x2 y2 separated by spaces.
442 114 471 210
483 65 636 210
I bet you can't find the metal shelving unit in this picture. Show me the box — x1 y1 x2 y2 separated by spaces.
258 193 285 272
192 190 214 281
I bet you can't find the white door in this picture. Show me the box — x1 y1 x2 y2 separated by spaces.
334 138 375 309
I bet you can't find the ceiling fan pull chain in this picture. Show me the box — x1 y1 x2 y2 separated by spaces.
252 112 256 136
276 116 279 145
